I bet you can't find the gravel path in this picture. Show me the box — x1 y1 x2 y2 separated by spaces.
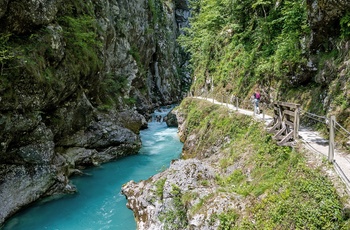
194 96 350 192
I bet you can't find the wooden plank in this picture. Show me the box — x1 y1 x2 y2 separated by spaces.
273 126 286 140
268 120 281 133
266 119 276 128
277 101 300 109
263 100 300 146
278 131 294 145
293 109 300 140
283 110 295 117
285 120 294 127
328 116 335 162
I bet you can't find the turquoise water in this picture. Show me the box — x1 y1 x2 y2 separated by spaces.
3 113 182 230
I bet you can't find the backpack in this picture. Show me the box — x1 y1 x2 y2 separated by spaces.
254 92 261 100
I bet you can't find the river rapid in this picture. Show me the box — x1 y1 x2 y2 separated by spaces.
2 107 183 230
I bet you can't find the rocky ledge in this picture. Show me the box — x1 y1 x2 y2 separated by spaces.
0 104 145 224
122 106 245 229
122 159 244 230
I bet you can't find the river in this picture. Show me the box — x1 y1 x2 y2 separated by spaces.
2 107 183 230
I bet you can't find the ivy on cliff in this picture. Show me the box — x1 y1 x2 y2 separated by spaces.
0 33 15 75
178 0 308 95
0 0 104 109
0 33 16 95
58 15 102 77
340 12 350 39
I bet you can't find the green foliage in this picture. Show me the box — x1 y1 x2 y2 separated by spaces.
188 193 214 215
155 178 166 199
103 74 128 95
58 0 95 16
179 98 259 158
246 167 347 229
148 0 165 26
0 28 67 95
0 0 102 100
159 184 188 229
0 33 15 73
59 15 102 76
148 0 158 24
218 210 239 230
178 0 308 95
98 72 134 109
340 12 350 39
128 45 142 67
178 98 350 229
0 33 18 99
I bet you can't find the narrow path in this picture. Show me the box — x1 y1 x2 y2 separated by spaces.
194 96 350 192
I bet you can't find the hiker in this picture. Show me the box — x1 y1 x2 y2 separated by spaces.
253 89 261 114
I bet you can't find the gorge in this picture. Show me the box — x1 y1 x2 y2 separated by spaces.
1 0 350 229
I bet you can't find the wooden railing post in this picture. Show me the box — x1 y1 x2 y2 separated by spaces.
253 99 257 116
262 103 265 121
293 105 300 140
328 115 335 163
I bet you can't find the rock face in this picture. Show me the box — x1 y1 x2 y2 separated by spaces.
305 0 350 123
306 0 350 53
164 109 178 127
0 0 189 224
286 0 350 86
122 159 244 230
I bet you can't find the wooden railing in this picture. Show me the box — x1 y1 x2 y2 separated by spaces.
267 102 301 146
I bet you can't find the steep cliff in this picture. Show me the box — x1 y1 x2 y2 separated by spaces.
0 0 189 224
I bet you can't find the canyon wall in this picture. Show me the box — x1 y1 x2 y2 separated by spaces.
0 0 189 224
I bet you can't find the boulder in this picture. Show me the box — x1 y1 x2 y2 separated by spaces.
164 110 178 127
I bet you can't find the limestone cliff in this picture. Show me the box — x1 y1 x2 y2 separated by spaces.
305 0 350 128
0 0 189 224
307 0 350 53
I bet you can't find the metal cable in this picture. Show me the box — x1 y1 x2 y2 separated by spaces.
302 139 327 156
302 114 325 124
301 110 327 120
333 160 350 192
300 110 349 136
334 125 342 134
335 121 350 136
197 96 349 138
300 112 327 124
